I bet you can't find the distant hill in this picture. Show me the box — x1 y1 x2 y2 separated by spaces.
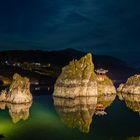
0 48 138 86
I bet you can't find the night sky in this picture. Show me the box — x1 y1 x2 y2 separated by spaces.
0 0 140 66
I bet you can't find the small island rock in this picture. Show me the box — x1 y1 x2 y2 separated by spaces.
97 75 116 96
117 74 140 94
0 73 32 103
54 53 116 98
54 53 97 98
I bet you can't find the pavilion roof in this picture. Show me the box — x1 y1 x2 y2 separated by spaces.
95 68 108 74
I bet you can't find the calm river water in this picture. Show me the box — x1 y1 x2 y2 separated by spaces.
0 92 140 140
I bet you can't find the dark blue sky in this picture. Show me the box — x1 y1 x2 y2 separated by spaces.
0 0 140 65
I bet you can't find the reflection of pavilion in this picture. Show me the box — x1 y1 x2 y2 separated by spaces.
0 102 32 123
95 95 116 116
95 103 107 116
54 95 116 133
95 68 108 81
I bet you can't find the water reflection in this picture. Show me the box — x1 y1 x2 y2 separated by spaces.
0 102 32 123
54 95 116 133
54 96 97 133
95 95 116 116
118 93 140 115
127 136 140 140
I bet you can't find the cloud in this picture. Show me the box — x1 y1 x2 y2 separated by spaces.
0 0 140 64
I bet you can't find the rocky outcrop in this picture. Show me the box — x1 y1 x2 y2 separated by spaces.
53 53 116 98
117 74 140 115
0 102 6 110
53 53 97 98
0 75 11 86
0 90 7 102
117 74 140 94
54 96 97 133
0 73 32 103
0 102 32 123
97 76 116 96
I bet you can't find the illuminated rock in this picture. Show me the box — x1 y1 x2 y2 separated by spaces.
117 74 140 94
0 90 7 102
53 53 116 98
54 53 97 98
117 74 140 113
0 73 32 103
0 75 11 86
54 96 97 133
97 75 116 96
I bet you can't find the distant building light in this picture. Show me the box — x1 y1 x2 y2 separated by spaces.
31 63 41 66
47 63 51 67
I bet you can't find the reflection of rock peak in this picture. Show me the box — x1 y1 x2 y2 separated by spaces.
54 95 116 133
54 96 97 133
0 102 32 123
8 103 32 123
118 92 140 115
